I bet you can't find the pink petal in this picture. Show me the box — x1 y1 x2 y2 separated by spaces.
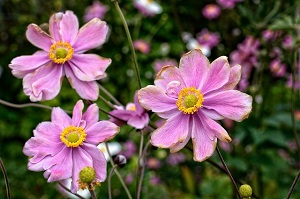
151 113 190 148
26 24 53 51
200 108 224 120
73 18 109 53
65 64 99 100
179 49 209 88
110 109 134 122
70 148 93 192
72 100 84 127
82 144 107 182
191 115 217 162
33 122 62 142
49 12 63 41
60 11 79 44
85 121 120 144
134 91 145 115
23 62 64 101
68 54 110 81
223 64 242 90
51 107 72 128
203 90 252 122
201 56 230 94
170 132 191 153
127 113 149 129
154 66 185 91
82 103 99 129
9 51 50 78
138 85 177 115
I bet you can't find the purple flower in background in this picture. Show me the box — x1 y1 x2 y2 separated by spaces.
202 4 221 20
121 140 137 159
269 59 286 77
230 36 260 91
282 35 293 49
23 100 120 192
153 58 178 74
138 49 252 162
109 91 149 129
134 39 151 54
196 29 220 49
217 0 243 9
134 0 162 17
286 75 300 90
9 11 110 101
84 1 108 22
262 29 281 42
166 153 186 165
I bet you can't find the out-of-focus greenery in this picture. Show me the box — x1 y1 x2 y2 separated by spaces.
1 0 300 198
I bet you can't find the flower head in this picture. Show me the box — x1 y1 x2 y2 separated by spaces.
196 29 220 49
133 39 151 54
9 10 110 101
109 91 149 129
23 100 120 192
84 1 108 22
202 4 221 20
217 0 243 9
134 0 162 17
138 49 252 162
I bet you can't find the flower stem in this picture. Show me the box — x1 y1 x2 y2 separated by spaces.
0 158 10 199
216 147 242 199
135 130 144 199
58 181 85 199
0 99 54 111
137 140 151 199
111 0 142 89
97 83 123 106
89 189 97 199
105 142 133 199
286 167 300 198
108 165 118 199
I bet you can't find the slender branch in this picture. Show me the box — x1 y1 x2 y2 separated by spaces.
0 158 10 199
135 130 144 199
216 147 242 199
111 0 142 89
286 168 300 198
58 181 85 199
98 95 116 109
0 99 53 111
105 143 133 199
97 83 123 106
89 189 97 199
108 165 118 199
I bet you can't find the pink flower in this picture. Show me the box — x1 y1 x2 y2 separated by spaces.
134 0 162 17
9 11 110 101
153 58 178 74
134 39 150 54
217 0 243 9
202 4 221 20
23 100 120 192
269 59 286 77
138 49 252 162
196 29 220 49
84 1 108 22
109 92 149 129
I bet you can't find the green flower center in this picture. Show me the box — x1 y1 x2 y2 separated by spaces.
48 41 74 64
176 87 204 114
55 48 68 59
60 126 86 147
184 94 198 108
67 132 80 143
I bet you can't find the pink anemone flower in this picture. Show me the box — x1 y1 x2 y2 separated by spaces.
138 49 252 162
23 100 120 192
9 10 110 101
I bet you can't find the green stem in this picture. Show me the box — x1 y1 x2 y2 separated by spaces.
0 99 55 111
89 189 97 199
112 0 142 89
97 83 123 106
286 168 300 199
58 181 85 199
108 165 118 199
0 158 10 199
147 14 168 42
135 130 144 199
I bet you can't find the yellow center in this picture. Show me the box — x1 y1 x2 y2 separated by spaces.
127 105 136 111
60 126 86 147
48 41 74 64
176 87 204 114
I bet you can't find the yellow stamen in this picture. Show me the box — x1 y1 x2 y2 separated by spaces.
60 126 86 147
176 87 204 114
48 41 74 64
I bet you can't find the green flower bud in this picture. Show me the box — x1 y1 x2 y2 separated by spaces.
79 167 96 184
239 184 252 198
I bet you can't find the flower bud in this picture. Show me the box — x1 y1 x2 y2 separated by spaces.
239 184 252 198
79 167 96 184
114 155 127 168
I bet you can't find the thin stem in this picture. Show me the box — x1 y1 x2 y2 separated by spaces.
97 83 123 106
0 99 54 111
147 14 168 42
111 0 142 89
108 165 118 199
58 181 85 199
105 143 133 199
286 168 300 198
135 130 144 199
89 189 97 199
0 158 10 199
216 147 242 199
98 95 116 109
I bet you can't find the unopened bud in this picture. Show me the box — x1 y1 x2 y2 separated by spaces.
239 184 252 198
114 155 127 168
79 167 96 184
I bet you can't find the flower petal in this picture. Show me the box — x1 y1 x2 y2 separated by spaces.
138 85 177 115
33 122 62 142
191 115 217 162
65 63 99 100
82 103 99 129
85 121 120 144
68 54 110 81
223 64 242 90
150 113 190 148
51 107 72 128
26 24 53 51
49 12 63 41
9 51 50 78
179 49 210 88
127 113 149 129
73 18 109 53
154 66 185 91
72 100 84 127
134 91 145 115
170 132 191 153
201 56 230 94
203 90 252 122
60 11 79 44
23 62 64 101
